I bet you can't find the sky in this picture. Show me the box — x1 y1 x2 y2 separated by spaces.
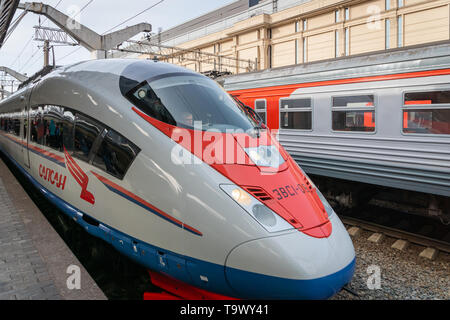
0 0 236 79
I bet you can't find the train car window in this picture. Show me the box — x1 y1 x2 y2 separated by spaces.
73 114 103 162
404 91 450 105
255 100 267 124
41 105 66 152
30 107 46 145
280 98 312 130
14 117 20 137
92 129 140 180
61 109 75 153
403 91 450 134
332 95 375 132
0 112 21 137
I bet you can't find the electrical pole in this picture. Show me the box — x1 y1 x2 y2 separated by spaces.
43 40 50 67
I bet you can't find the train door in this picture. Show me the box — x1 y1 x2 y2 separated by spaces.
20 91 31 168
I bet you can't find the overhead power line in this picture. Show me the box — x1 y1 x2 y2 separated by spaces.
102 0 164 35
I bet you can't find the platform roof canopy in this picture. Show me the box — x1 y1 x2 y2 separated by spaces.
0 0 19 48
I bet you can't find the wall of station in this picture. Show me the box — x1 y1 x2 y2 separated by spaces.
146 0 450 74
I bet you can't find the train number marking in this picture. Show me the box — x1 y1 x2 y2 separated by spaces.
272 184 306 200
39 164 67 190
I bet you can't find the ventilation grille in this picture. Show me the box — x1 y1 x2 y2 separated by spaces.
244 187 273 202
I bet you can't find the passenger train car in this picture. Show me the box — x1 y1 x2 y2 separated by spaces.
223 43 450 221
0 59 355 299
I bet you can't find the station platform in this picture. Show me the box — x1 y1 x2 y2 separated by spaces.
0 157 106 300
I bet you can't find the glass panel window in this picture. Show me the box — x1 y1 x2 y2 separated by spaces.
403 110 450 134
397 16 403 47
280 98 312 130
12 115 20 136
42 105 65 151
332 95 375 132
405 91 450 105
126 74 259 132
93 129 140 179
30 107 45 145
333 111 375 132
61 109 75 153
345 28 349 56
403 91 450 134
281 112 312 130
255 100 267 124
385 19 390 49
333 95 374 107
73 114 103 162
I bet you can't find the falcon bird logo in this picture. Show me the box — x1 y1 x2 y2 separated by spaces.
64 147 95 205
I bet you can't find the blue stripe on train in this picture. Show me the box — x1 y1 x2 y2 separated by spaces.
0 146 355 299
99 181 201 236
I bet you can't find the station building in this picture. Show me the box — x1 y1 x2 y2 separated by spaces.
130 0 450 74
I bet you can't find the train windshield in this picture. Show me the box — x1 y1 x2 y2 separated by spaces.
127 74 259 132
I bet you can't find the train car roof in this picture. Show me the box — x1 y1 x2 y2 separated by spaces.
221 42 450 91
55 59 198 96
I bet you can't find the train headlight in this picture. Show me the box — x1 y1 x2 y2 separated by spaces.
220 184 292 233
252 204 277 227
244 145 285 168
231 188 252 206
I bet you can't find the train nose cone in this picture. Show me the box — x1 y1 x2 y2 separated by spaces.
224 214 355 299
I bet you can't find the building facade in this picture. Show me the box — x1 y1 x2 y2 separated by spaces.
137 0 450 74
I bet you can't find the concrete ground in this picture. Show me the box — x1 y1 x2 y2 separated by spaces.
0 156 106 300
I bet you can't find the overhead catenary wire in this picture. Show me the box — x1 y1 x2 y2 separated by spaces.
102 0 164 35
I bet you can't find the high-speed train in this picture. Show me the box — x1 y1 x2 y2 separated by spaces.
0 59 355 299
222 43 450 221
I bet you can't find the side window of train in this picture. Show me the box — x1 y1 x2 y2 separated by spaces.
92 129 140 180
279 98 312 130
332 95 375 132
30 106 75 153
73 114 104 163
255 99 267 124
0 111 20 136
42 105 65 152
403 91 450 135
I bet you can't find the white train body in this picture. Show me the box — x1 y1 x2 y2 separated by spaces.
0 59 355 299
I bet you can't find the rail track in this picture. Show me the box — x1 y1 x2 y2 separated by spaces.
341 215 450 254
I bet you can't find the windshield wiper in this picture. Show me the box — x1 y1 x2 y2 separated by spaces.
244 105 264 138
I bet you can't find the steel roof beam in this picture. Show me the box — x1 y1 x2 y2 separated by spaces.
0 0 20 48
0 66 28 81
18 2 152 58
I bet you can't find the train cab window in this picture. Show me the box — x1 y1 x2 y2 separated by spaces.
332 95 375 132
126 74 258 132
255 100 267 124
92 129 140 180
403 91 450 135
280 98 312 130
73 114 104 162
